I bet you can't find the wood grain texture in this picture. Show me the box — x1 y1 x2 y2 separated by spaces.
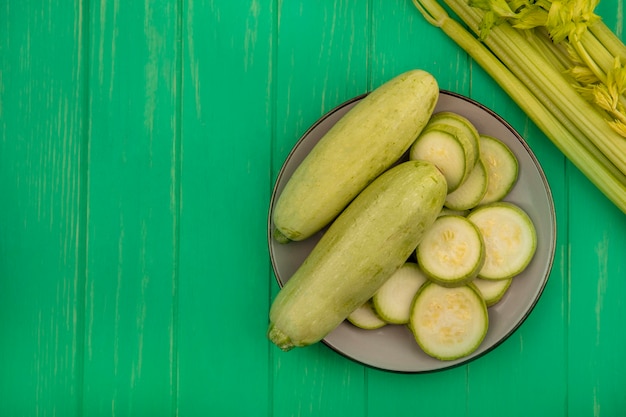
176 0 274 415
0 1 87 415
566 2 626 415
1 0 625 415
269 2 370 416
82 0 180 415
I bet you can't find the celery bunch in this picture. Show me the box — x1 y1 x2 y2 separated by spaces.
412 0 626 213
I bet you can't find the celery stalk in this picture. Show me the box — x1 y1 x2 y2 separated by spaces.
580 29 614 79
466 0 626 133
589 21 626 63
443 0 626 174
412 0 626 213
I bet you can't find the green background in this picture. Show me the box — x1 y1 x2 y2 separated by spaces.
1 0 625 415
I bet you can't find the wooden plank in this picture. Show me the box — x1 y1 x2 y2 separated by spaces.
367 367 468 416
272 347 367 417
365 2 469 416
267 1 372 415
567 171 626 416
81 0 180 414
566 2 626 414
0 1 87 415
175 0 275 415
371 0 471 92
271 0 370 167
464 73 569 416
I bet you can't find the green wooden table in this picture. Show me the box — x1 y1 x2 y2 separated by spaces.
2 0 625 415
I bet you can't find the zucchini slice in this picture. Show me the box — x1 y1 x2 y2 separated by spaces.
372 262 428 324
409 129 470 192
409 282 488 361
472 277 512 307
416 215 485 287
445 158 488 211
478 135 519 205
468 202 537 280
426 111 481 169
438 207 470 217
347 300 387 330
410 112 480 193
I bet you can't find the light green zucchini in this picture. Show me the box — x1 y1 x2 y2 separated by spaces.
409 128 469 192
445 158 488 210
438 207 470 217
467 202 537 280
409 112 480 192
416 215 485 287
473 277 512 307
347 300 387 330
268 161 447 351
477 135 519 205
409 281 488 361
424 111 481 172
272 69 439 243
372 262 429 324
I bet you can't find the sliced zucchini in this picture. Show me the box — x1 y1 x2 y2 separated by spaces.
472 277 512 306
416 215 485 287
468 202 537 280
409 129 469 192
427 111 481 169
372 262 428 324
445 158 488 211
347 299 387 330
438 207 470 217
409 282 488 361
478 135 519 205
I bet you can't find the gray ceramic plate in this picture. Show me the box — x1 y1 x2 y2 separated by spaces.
268 90 556 373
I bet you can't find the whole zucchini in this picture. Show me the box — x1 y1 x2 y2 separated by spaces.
268 160 447 351
272 69 439 243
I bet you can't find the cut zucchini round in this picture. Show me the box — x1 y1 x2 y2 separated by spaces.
427 111 480 169
409 129 469 192
409 282 488 361
438 207 470 218
472 277 512 307
372 262 428 324
445 158 488 211
478 135 519 204
416 215 485 286
347 299 387 330
468 202 537 280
